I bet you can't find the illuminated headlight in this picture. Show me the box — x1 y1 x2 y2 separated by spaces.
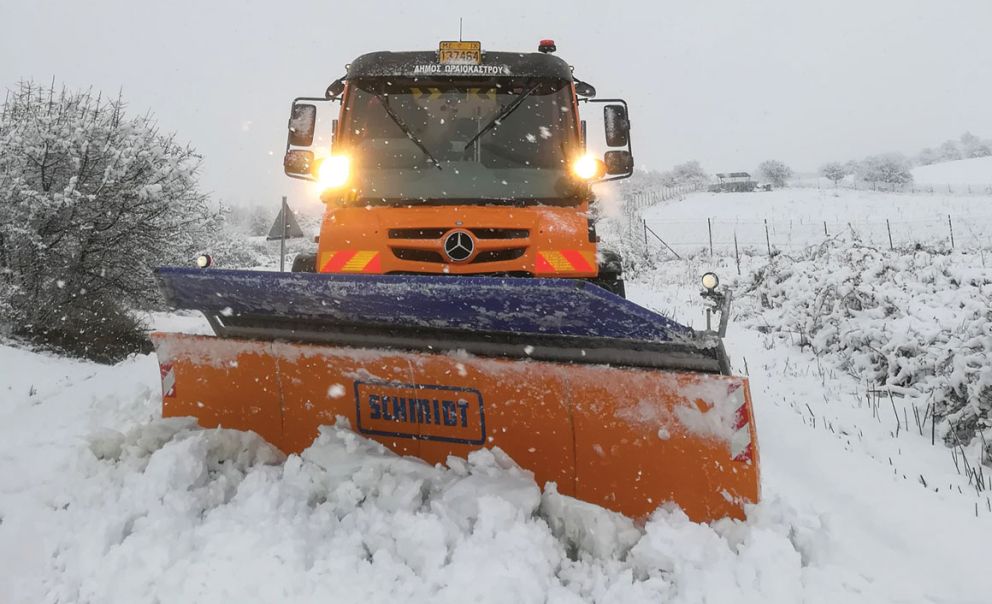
701 272 719 291
196 254 213 268
571 154 605 180
317 154 350 189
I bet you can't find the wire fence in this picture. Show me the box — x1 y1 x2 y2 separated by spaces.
792 179 992 197
638 213 992 259
625 184 702 211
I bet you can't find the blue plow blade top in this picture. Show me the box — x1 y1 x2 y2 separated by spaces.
154 267 693 344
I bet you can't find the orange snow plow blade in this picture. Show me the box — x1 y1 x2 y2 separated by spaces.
152 332 759 522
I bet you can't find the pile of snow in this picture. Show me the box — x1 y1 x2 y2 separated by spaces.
0 352 840 603
742 236 992 461
912 156 992 188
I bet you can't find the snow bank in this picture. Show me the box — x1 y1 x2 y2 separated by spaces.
4 418 842 604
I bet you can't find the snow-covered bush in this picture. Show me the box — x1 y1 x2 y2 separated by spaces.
819 162 847 185
758 160 793 187
855 153 913 185
0 81 214 361
745 236 992 463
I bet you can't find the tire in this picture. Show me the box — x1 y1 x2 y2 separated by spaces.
591 249 626 298
291 252 317 273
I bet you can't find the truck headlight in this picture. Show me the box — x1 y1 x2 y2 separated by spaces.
572 154 606 180
317 154 350 189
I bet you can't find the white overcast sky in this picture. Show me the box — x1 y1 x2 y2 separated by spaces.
3 0 991 207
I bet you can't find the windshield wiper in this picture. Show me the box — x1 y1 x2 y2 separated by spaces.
463 83 541 151
376 93 442 171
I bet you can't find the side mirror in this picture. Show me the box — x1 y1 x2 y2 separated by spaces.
284 149 315 177
603 104 630 147
288 104 317 147
604 150 634 175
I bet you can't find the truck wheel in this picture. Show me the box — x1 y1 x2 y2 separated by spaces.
291 252 316 273
594 270 626 298
592 249 626 298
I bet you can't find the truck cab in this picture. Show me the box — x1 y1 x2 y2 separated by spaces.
283 42 633 295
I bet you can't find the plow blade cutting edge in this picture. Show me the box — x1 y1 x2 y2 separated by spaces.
152 268 760 521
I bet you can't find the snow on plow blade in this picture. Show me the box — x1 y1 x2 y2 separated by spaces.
152 268 759 521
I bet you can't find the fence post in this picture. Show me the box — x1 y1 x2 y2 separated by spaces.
823 221 828 236
886 219 894 251
734 231 741 275
948 214 955 248
764 218 772 255
643 218 648 247
707 217 714 257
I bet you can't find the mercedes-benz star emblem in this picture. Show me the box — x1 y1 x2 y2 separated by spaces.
443 230 475 263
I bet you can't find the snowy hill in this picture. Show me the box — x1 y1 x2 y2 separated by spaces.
3 187 992 603
912 156 992 187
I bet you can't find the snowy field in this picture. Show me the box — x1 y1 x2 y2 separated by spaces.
2 189 991 603
640 187 992 254
912 156 992 188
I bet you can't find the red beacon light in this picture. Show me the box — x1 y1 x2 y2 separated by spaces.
538 39 556 53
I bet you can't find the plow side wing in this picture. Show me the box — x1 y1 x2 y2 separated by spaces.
153 333 760 522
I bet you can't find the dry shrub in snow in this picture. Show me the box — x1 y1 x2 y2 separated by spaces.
747 237 992 462
0 81 214 362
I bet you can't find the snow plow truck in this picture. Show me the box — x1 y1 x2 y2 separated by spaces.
151 40 760 522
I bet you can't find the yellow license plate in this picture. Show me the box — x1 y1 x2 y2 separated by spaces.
439 41 481 65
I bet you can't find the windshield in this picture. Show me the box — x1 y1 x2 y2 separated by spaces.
339 78 580 203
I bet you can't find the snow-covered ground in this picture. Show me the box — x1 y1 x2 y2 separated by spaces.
912 156 992 188
641 188 992 254
3 188 991 603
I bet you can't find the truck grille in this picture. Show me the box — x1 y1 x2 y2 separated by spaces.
390 247 526 264
473 248 526 263
388 228 448 239
470 228 529 239
392 249 445 263
388 227 529 240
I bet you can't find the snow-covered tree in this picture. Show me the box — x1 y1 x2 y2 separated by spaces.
0 81 215 361
669 160 708 187
855 153 913 185
758 160 792 187
819 162 847 186
959 131 992 159
916 147 941 166
939 140 962 162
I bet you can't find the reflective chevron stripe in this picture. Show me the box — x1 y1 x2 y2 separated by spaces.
160 363 176 398
535 250 596 274
320 251 382 273
728 383 753 462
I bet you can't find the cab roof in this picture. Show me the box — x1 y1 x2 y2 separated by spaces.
346 50 573 80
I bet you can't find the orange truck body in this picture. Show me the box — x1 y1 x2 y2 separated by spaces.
314 204 597 277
